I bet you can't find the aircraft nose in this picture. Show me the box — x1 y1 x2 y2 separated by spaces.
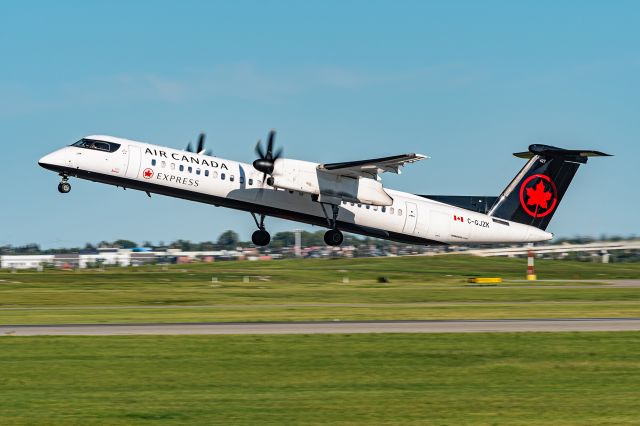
38 153 54 167
38 152 57 169
38 149 66 171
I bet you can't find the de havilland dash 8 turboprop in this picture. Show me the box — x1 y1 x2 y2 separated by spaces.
38 131 610 247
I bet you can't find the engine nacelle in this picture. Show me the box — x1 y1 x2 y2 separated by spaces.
269 159 393 206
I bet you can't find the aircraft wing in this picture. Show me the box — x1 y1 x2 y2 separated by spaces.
317 153 428 179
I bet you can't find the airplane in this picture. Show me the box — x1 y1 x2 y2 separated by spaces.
38 131 610 247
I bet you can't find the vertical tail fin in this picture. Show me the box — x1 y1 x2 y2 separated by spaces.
488 144 610 230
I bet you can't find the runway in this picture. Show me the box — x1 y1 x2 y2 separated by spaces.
3 318 640 336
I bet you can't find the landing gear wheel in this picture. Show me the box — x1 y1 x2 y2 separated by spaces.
250 213 271 246
324 229 343 246
58 182 71 194
252 229 271 246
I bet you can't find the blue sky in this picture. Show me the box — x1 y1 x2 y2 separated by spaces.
1 1 638 248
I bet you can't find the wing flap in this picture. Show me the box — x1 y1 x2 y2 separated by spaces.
318 153 427 178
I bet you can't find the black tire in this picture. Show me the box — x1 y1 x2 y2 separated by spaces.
324 229 344 246
252 230 271 246
58 182 71 194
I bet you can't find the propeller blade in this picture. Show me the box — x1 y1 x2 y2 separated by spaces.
255 140 265 159
273 147 283 160
196 133 206 154
266 130 275 159
186 142 193 153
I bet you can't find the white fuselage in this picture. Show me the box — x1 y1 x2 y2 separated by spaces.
39 135 553 245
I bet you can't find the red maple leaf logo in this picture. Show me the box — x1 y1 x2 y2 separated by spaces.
525 180 552 209
519 174 558 218
143 168 154 179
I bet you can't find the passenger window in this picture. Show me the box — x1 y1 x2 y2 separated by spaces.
161 161 166 168
171 163 175 170
212 171 218 178
350 202 355 206
357 204 362 208
398 209 403 216
373 206 378 211
152 159 156 166
390 207 394 214
196 168 201 175
230 175 235 182
221 173 226 180
366 205 370 210
179 165 184 172
248 178 253 185
188 166 192 173
240 177 245 184
381 206 386 213
205 170 209 177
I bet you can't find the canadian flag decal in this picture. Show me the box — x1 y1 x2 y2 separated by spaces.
453 215 464 222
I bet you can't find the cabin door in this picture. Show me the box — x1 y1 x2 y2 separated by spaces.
125 145 142 178
403 202 418 234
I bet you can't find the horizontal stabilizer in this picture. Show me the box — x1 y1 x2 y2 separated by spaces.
514 144 612 162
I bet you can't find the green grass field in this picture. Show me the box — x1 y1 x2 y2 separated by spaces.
2 257 640 424
2 332 640 425
1 255 639 324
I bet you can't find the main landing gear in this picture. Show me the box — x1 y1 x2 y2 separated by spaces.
324 229 343 246
57 175 71 194
251 213 271 246
322 203 344 246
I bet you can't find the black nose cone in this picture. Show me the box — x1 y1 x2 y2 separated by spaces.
253 159 274 175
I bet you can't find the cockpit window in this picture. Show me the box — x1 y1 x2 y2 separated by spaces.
72 139 121 153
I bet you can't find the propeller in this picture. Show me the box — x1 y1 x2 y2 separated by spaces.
253 129 283 181
185 133 211 156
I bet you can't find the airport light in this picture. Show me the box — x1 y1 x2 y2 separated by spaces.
527 244 536 281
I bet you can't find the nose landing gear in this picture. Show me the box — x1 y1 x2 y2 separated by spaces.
250 213 271 246
57 175 71 194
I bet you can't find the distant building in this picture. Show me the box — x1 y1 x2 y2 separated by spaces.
54 253 80 269
0 255 53 270
130 252 155 266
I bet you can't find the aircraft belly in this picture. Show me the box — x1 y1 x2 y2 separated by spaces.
233 187 400 234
